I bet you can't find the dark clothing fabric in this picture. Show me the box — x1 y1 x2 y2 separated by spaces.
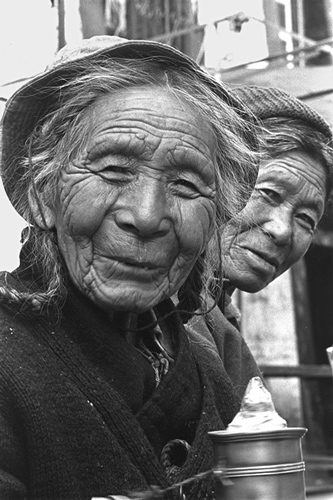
0 259 260 500
217 280 241 331
222 292 241 330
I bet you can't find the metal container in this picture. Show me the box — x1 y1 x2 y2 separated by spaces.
209 427 307 500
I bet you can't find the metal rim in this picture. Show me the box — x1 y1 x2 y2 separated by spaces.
214 461 306 478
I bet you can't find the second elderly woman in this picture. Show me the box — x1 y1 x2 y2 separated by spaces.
219 86 333 327
0 36 262 499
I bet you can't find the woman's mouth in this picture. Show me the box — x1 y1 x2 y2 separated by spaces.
114 257 157 271
242 247 279 269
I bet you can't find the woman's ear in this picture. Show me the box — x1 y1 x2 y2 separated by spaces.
28 190 56 229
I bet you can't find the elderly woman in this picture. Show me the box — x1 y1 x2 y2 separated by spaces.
0 36 261 499
220 85 333 325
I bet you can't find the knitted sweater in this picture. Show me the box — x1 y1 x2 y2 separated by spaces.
0 263 260 500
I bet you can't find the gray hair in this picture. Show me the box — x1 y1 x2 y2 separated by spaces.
261 116 333 204
3 57 261 317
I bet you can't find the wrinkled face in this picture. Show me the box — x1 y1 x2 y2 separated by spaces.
222 150 326 293
39 87 216 313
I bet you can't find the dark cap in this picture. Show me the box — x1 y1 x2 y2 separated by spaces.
233 85 332 141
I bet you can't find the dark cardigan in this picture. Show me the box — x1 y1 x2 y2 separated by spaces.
0 262 260 500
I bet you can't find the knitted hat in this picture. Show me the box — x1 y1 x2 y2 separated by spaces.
0 35 257 216
233 85 332 142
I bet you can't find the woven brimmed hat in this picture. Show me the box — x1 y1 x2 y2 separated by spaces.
233 85 332 142
0 35 258 217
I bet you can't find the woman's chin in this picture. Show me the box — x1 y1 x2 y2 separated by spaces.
87 287 168 314
237 277 272 293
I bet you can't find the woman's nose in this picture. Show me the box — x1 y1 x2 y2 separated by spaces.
114 178 172 238
262 209 292 245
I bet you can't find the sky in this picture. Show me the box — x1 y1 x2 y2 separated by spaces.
0 0 81 270
0 1 57 270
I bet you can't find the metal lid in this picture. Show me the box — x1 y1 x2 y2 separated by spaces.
209 427 307 443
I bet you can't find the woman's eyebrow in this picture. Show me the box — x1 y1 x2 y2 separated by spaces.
87 136 145 160
305 198 325 216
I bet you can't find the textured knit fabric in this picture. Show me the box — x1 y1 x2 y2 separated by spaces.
234 85 332 142
0 257 261 500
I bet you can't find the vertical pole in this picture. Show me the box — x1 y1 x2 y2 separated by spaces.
58 0 66 50
296 0 305 67
164 0 170 34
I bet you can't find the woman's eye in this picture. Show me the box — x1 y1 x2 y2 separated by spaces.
297 213 316 230
259 188 280 201
102 165 126 174
173 178 200 196
99 165 130 181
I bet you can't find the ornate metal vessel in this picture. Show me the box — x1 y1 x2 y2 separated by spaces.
209 427 307 500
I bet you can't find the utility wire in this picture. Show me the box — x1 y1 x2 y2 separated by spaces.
251 15 333 55
220 36 333 74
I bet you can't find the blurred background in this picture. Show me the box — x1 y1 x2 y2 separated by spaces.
0 0 333 496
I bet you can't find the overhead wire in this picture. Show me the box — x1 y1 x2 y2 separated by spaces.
1 12 333 102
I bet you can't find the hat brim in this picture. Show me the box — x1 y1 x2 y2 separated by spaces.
0 37 251 217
